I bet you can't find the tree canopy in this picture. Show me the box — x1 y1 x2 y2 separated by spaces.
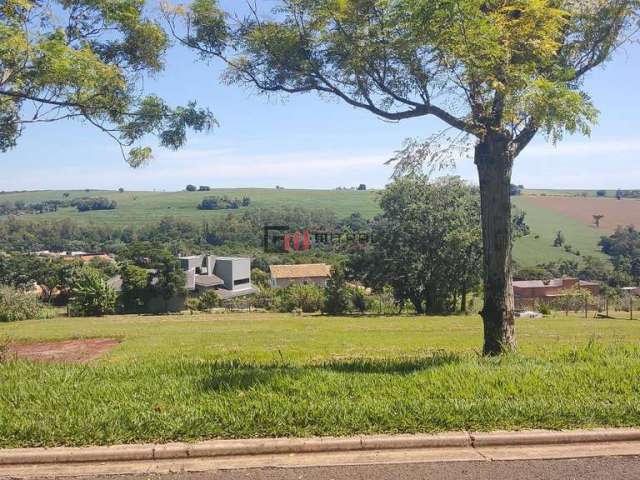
348 175 482 314
1 0 216 166
167 0 637 151
168 0 639 354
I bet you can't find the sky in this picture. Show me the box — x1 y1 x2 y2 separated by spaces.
2 4 640 192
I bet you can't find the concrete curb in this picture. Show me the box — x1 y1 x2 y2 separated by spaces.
1 429 639 466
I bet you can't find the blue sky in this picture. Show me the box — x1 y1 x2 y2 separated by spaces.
2 5 640 192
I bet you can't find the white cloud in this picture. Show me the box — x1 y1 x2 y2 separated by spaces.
148 149 392 181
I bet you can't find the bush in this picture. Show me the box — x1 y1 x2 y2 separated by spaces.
351 288 368 313
186 184 197 192
197 290 220 311
198 186 211 191
274 284 324 313
536 302 551 315
288 284 324 313
69 269 117 317
72 197 117 212
553 231 565 247
0 286 44 322
198 195 251 211
596 190 607 197
323 267 350 315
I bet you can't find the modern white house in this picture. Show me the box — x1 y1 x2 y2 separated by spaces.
179 254 258 300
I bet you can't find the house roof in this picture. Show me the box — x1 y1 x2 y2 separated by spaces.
513 278 600 289
195 273 224 287
215 285 259 300
270 263 332 279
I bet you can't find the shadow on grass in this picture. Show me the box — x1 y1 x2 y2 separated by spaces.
317 351 461 374
199 351 462 392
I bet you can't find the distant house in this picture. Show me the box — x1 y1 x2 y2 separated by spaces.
179 255 258 300
269 263 332 288
34 251 115 263
108 254 258 313
513 277 600 310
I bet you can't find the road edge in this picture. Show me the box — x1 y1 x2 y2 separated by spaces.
2 429 640 466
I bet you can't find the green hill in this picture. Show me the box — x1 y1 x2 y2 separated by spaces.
512 196 606 266
0 188 381 227
1 188 611 266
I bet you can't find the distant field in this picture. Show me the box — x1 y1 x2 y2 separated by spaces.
512 196 607 266
2 188 632 266
1 312 640 447
0 188 381 226
524 196 640 232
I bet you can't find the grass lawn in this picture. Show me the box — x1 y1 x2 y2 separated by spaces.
1 312 640 448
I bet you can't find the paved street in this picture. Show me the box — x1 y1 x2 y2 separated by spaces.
33 457 640 480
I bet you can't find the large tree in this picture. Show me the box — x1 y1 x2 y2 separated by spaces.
1 0 215 165
167 0 639 354
348 175 482 314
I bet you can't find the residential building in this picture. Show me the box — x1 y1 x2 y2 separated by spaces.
513 277 600 310
179 255 258 300
269 263 332 288
34 251 115 263
108 254 258 313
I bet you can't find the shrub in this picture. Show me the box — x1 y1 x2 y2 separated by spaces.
323 267 350 315
274 284 324 313
198 196 219 210
69 269 117 316
72 197 117 212
351 288 368 313
596 190 607 197
0 286 44 322
198 186 211 191
536 302 551 315
288 284 324 313
186 298 200 314
186 184 197 192
198 195 251 210
197 290 221 311
252 287 275 310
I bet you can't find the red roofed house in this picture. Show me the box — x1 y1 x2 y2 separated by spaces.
513 277 600 310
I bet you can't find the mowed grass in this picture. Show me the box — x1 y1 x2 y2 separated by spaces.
0 188 381 226
512 195 606 266
1 312 640 448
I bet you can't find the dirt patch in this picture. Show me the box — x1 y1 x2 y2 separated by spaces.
6 338 120 363
524 196 640 232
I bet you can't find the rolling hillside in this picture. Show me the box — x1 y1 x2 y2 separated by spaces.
1 188 631 266
0 188 381 226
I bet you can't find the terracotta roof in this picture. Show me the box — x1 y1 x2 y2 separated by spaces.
270 263 332 279
513 278 599 289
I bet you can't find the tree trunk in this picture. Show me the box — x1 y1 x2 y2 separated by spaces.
475 138 516 355
461 284 468 314
411 296 424 314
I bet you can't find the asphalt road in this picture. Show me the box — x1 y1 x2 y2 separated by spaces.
59 457 640 480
